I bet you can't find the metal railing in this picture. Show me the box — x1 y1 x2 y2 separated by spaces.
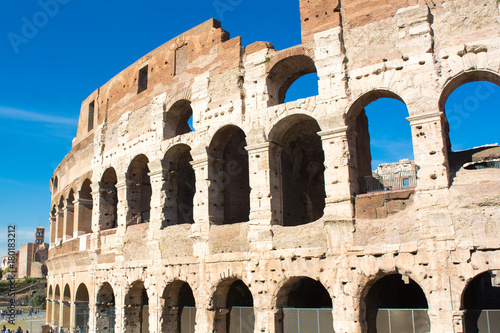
180 306 196 333
364 170 417 193
376 309 430 333
283 308 334 333
229 306 255 333
464 309 500 333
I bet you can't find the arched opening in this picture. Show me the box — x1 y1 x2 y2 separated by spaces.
347 91 415 195
65 190 75 240
214 279 254 333
50 205 57 244
462 270 500 332
127 155 152 226
75 283 90 333
208 126 250 224
96 282 116 333
77 179 93 236
284 72 319 103
364 274 429 333
57 196 65 242
163 145 196 226
124 281 149 333
54 285 61 328
277 277 333 333
161 280 196 332
62 284 71 329
440 71 500 174
267 55 318 105
47 285 53 324
269 115 326 226
165 99 194 138
100 168 118 230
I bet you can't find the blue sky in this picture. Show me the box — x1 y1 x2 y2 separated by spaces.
0 0 498 258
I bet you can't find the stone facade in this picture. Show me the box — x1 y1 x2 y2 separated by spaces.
45 0 500 332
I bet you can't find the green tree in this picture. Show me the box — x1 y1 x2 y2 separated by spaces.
30 289 47 309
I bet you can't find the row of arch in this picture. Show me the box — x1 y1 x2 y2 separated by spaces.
50 69 500 243
46 270 499 332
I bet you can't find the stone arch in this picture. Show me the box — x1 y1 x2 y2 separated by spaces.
162 144 196 226
96 282 116 333
438 70 500 169
208 125 250 224
56 196 65 242
100 167 118 230
268 114 326 226
47 285 54 324
275 276 333 333
461 270 500 333
75 283 90 332
266 49 317 105
160 280 196 333
124 280 149 333
54 284 61 327
361 273 430 333
126 154 152 226
345 89 413 195
212 278 254 333
65 189 75 240
77 178 93 235
61 284 71 329
164 99 194 139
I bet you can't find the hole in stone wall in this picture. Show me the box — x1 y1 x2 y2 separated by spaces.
138 65 148 94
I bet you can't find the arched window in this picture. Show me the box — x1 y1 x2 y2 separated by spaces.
54 285 61 327
65 190 75 240
127 155 152 226
75 284 90 332
163 145 195 226
462 270 500 332
440 71 500 173
96 282 116 333
77 179 93 235
125 281 149 333
269 115 326 226
213 279 254 333
267 55 318 106
57 197 65 242
62 284 71 329
208 126 250 224
347 91 414 194
100 168 118 230
161 281 196 332
47 285 53 324
284 72 319 103
164 99 194 139
277 277 333 333
364 274 429 333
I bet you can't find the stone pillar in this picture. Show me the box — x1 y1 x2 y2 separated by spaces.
319 127 354 220
73 194 92 237
190 156 211 257
407 112 454 241
246 142 278 251
56 208 64 244
115 180 129 235
147 292 160 333
49 217 56 245
148 167 166 230
63 199 74 241
331 292 362 333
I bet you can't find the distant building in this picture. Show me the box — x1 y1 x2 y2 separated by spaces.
2 227 48 279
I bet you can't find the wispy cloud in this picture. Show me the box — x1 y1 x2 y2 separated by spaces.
0 106 77 126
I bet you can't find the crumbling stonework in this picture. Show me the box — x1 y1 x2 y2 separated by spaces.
46 0 500 332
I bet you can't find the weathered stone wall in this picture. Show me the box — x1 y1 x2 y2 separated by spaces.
46 0 500 332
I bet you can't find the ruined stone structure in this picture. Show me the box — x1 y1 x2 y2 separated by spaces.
45 0 500 332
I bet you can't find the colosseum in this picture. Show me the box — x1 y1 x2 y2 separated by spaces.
45 0 500 332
